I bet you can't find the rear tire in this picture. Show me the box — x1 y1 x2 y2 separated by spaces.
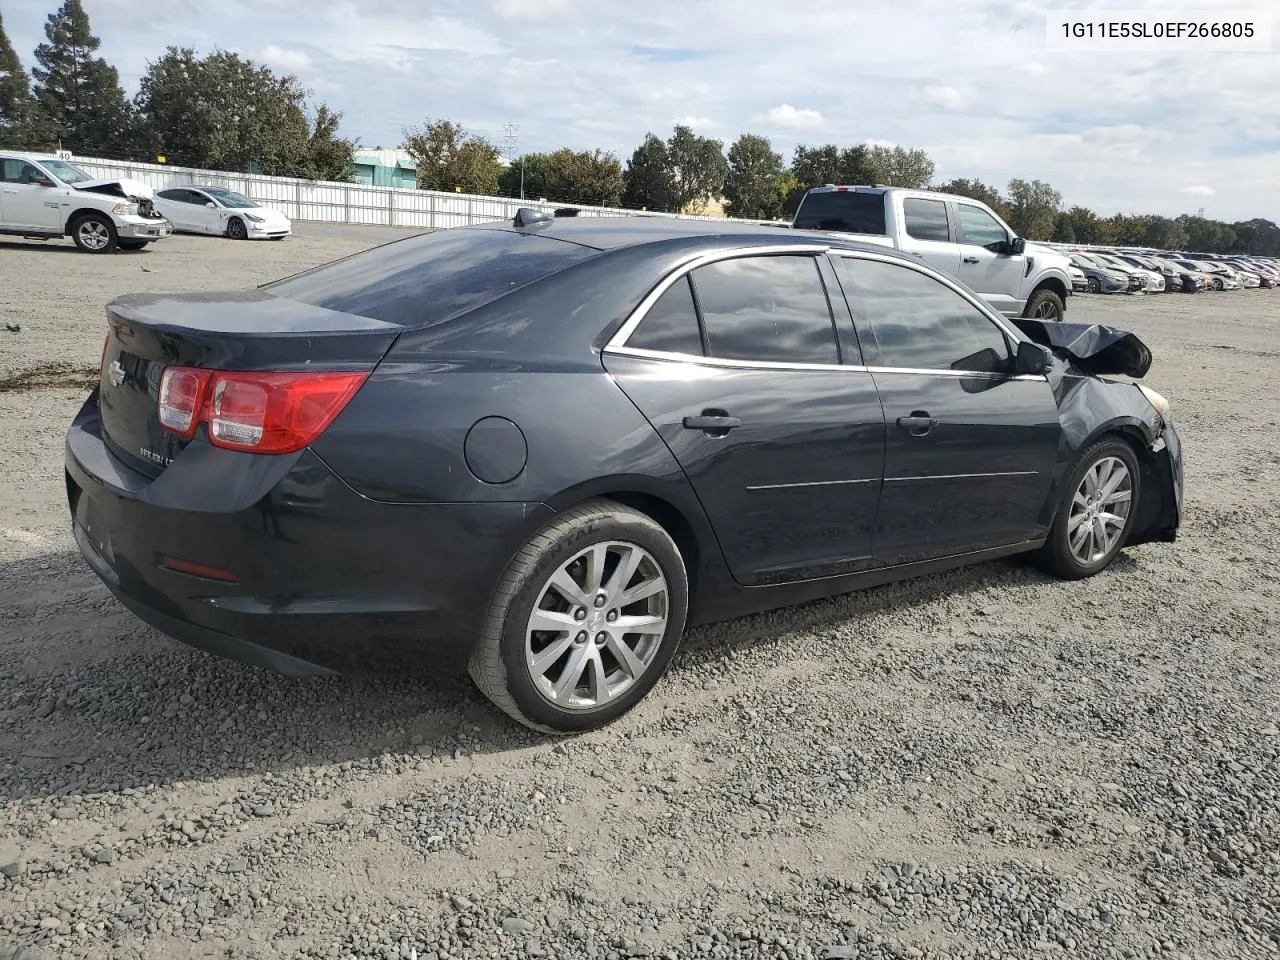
1086 277 1101 294
1032 438 1141 580
226 217 248 240
468 499 688 735
1022 288 1065 322
70 213 118 254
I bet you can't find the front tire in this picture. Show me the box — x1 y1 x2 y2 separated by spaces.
1022 288 1065 322
70 213 118 254
226 217 248 241
469 499 689 735
118 239 150 251
1033 439 1141 580
1086 277 1101 294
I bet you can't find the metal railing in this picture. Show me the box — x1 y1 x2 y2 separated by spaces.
70 156 779 230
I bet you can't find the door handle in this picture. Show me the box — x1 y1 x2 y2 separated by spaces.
683 411 742 436
962 255 980 264
896 412 938 437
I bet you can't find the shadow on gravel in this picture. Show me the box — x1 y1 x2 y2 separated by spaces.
0 546 1059 803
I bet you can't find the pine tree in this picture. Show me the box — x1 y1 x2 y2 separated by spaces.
0 11 36 145
30 0 134 155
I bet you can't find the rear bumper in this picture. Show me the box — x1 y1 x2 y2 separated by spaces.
65 394 554 675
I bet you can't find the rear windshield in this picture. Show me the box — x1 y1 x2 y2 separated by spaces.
263 228 596 326
793 191 887 235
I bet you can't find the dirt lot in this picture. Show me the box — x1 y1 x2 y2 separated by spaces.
1 226 1278 960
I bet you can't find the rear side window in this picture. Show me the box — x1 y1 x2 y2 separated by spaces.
793 191 887 235
837 257 1010 373
628 276 704 356
264 228 596 327
903 198 950 242
691 255 839 365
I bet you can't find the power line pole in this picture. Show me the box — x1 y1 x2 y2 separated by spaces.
502 123 524 200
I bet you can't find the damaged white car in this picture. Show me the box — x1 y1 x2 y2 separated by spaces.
0 151 172 253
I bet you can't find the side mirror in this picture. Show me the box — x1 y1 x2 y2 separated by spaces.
30 175 55 187
206 202 216 208
1007 236 1027 256
1015 340 1053 375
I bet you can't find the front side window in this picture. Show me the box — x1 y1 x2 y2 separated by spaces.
691 255 840 365
203 188 258 208
955 203 1009 250
836 257 1011 374
627 276 704 356
2 160 46 184
903 198 950 242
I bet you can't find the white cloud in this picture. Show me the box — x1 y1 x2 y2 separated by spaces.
674 115 716 131
1181 185 1215 196
753 103 825 131
258 45 312 71
911 84 973 111
492 0 570 19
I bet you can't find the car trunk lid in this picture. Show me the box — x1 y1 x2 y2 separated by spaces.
99 290 400 477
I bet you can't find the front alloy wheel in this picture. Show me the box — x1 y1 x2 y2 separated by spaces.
1033 438 1141 580
469 499 688 734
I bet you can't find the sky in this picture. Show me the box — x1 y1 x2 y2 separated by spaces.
3 0 1278 222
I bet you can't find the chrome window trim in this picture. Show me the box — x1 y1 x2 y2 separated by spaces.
885 471 1039 483
605 243 1047 380
602 345 1045 382
746 478 877 492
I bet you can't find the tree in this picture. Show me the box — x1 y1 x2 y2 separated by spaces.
299 104 355 182
1178 215 1236 253
136 48 327 176
783 142 913 214
498 151 549 200
1141 216 1188 251
1005 178 1062 240
723 133 784 220
1051 212 1076 244
666 124 726 214
30 0 134 155
935 178 1008 219
403 119 501 195
540 148 623 206
866 144 934 189
0 12 37 146
621 133 677 212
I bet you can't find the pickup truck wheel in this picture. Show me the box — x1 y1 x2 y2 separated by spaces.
70 213 118 254
226 217 248 241
1023 289 1065 321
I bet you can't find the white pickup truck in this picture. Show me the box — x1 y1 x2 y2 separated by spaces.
793 185 1074 321
0 150 172 253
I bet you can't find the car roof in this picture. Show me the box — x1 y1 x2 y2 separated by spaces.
468 215 904 257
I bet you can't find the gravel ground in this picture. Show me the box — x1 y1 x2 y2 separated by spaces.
1 225 1278 960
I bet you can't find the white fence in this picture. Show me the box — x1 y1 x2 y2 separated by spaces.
70 156 770 230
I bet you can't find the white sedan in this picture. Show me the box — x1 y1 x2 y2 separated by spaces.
152 185 292 241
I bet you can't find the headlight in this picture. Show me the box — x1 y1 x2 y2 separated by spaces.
243 213 266 223
111 202 139 217
1138 384 1171 425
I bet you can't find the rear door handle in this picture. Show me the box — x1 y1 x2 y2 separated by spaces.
962 255 980 264
683 411 742 436
897 412 938 437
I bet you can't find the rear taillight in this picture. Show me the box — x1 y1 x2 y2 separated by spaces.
157 367 368 454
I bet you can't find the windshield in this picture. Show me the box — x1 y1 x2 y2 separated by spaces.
40 159 94 184
1071 253 1101 268
203 188 260 208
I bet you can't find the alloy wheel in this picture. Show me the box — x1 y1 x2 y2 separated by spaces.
1033 299 1061 320
524 541 669 711
78 220 110 251
1067 456 1133 565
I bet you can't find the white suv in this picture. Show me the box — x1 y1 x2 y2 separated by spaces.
0 151 172 253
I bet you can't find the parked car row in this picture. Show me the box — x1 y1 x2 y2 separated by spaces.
1048 243 1280 294
0 150 291 252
